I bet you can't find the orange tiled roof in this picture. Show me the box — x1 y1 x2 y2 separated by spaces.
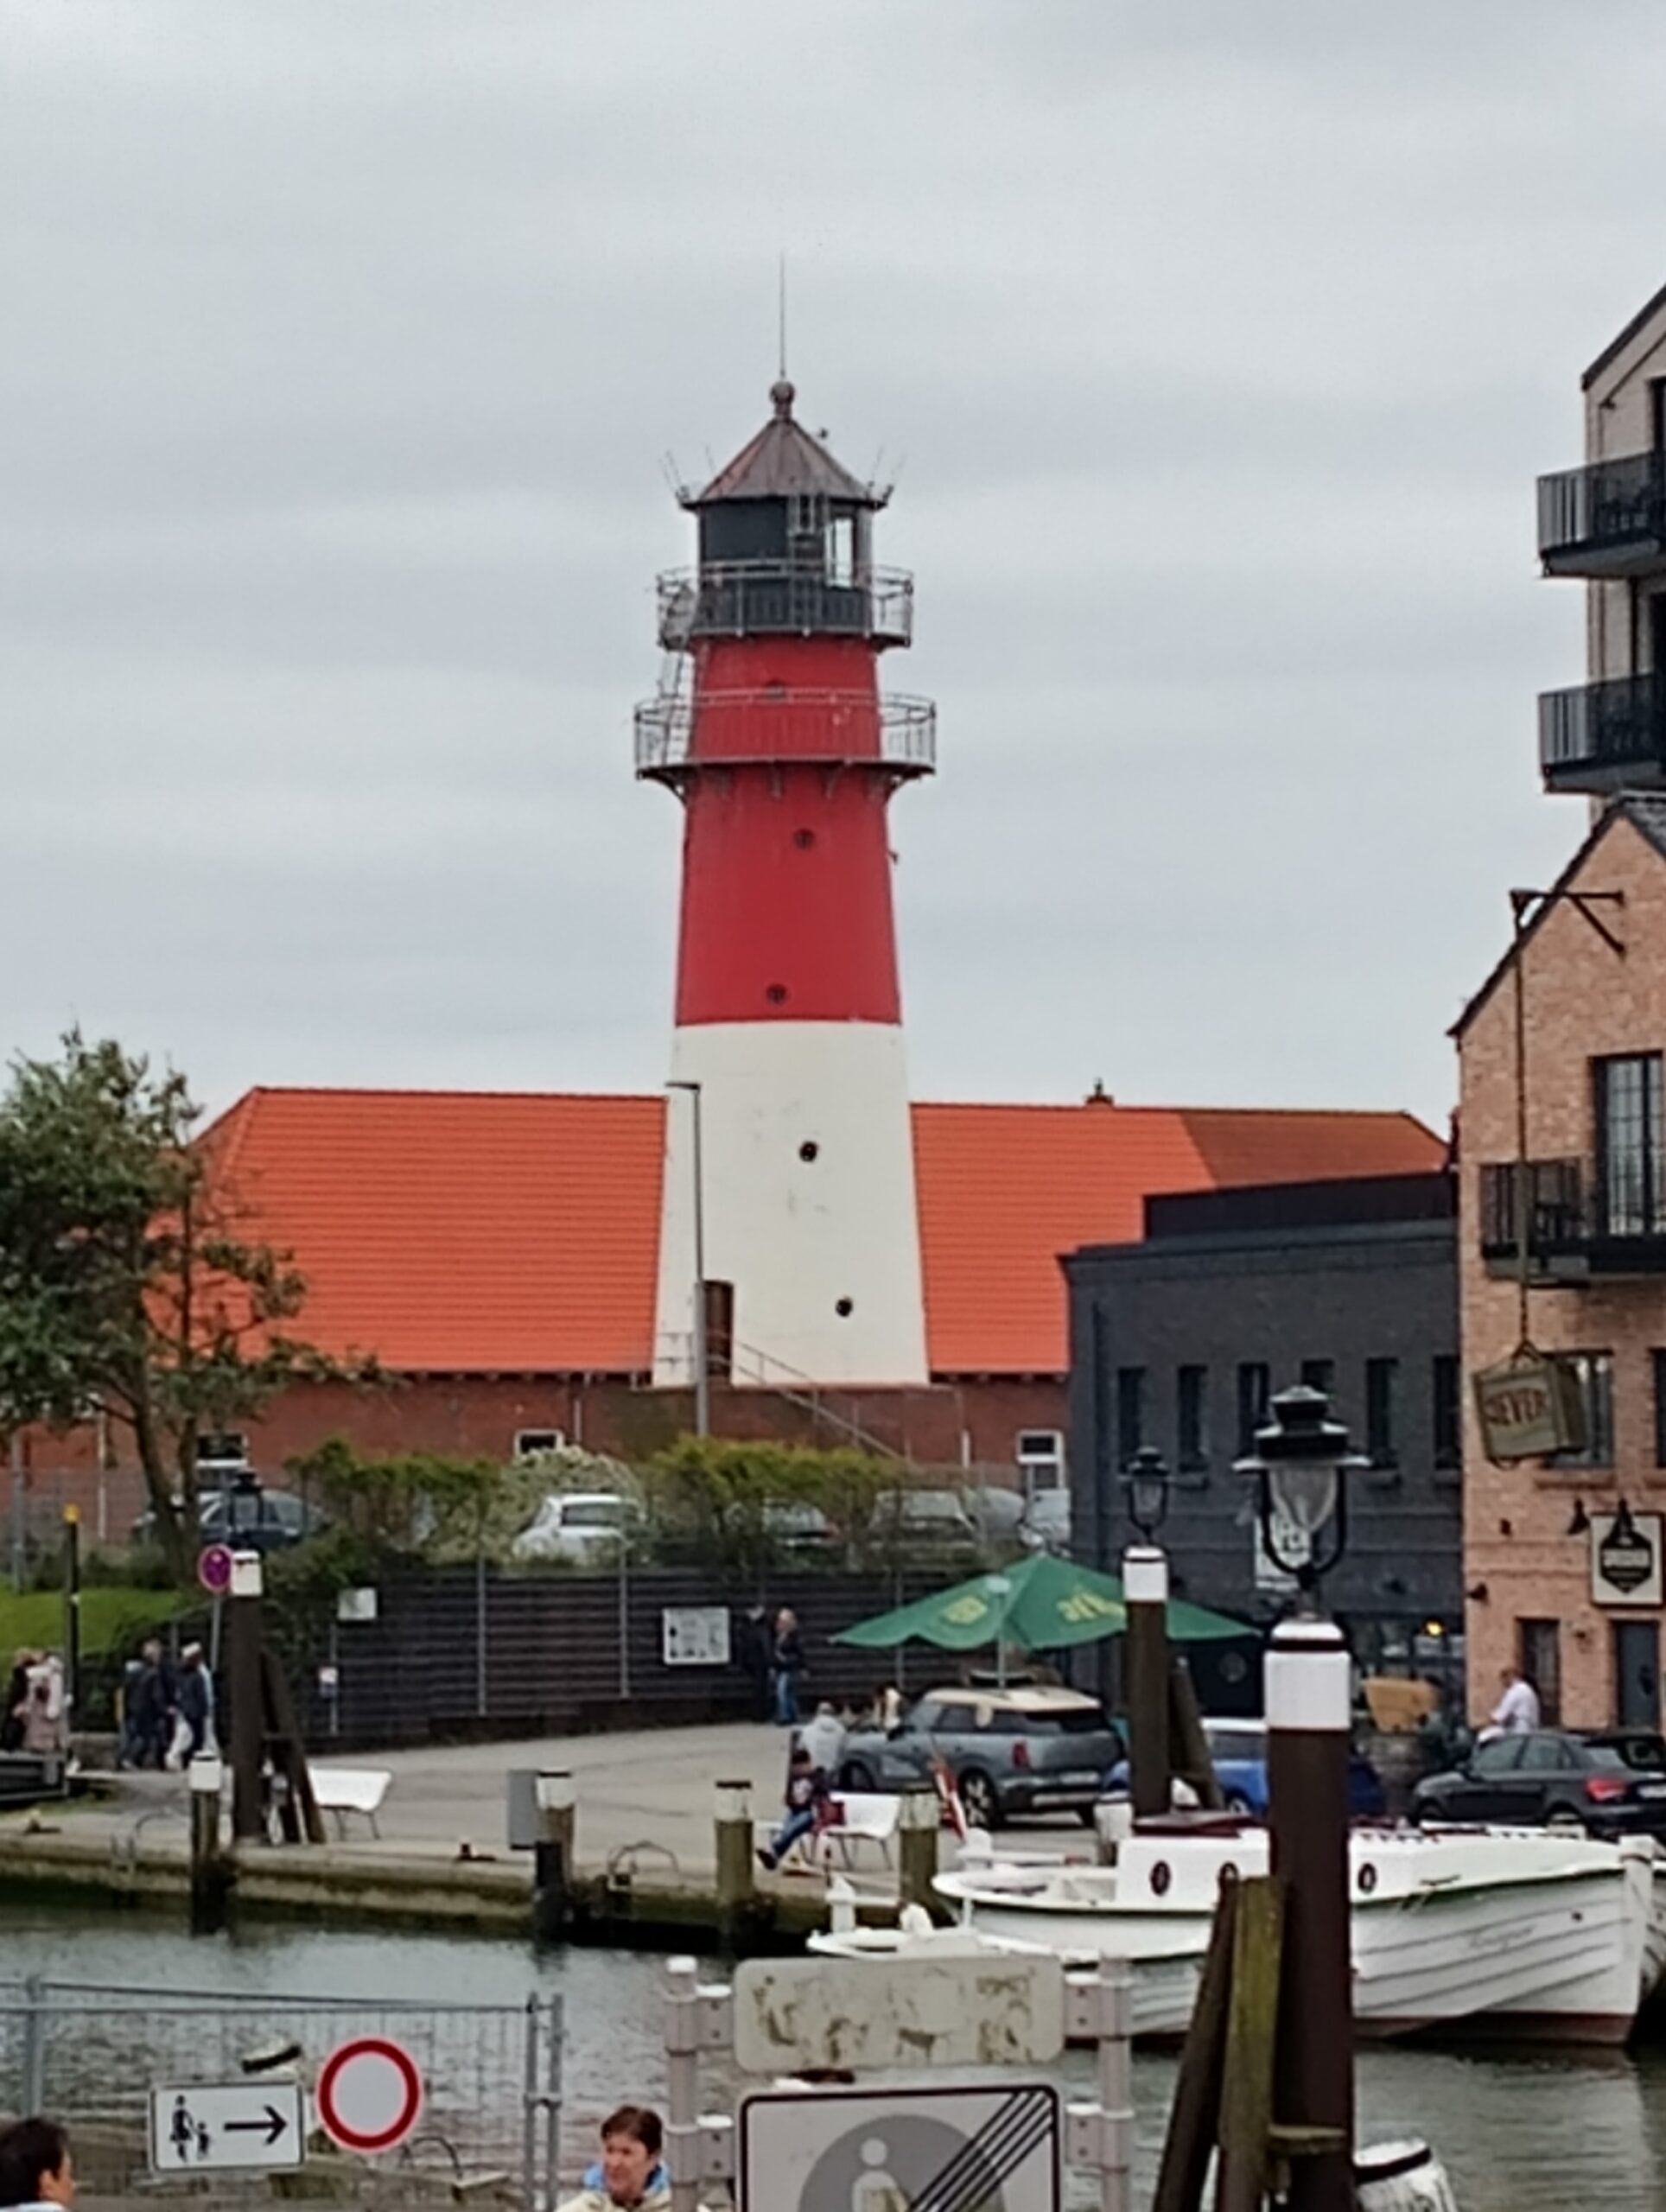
203 1089 1441 1379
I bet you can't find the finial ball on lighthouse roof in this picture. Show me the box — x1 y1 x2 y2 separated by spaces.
770 376 796 419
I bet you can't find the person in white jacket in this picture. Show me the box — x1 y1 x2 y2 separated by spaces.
556 2107 669 2212
0 2116 76 2209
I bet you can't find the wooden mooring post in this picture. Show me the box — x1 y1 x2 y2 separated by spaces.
533 1770 576 1942
714 1777 754 1943
897 1783 939 1910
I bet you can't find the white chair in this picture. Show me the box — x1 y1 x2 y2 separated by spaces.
815 1790 901 1872
309 1765 392 1839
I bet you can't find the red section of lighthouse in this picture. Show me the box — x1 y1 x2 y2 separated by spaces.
644 378 933 1388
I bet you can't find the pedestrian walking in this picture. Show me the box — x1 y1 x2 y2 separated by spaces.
18 1656 64 1758
1488 1665 1540 1737
174 1643 214 1763
771 1606 804 1728
130 1638 176 1769
2 1650 34 1755
738 1604 774 1722
0 2116 76 2209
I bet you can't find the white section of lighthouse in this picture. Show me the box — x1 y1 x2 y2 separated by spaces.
641 378 934 1390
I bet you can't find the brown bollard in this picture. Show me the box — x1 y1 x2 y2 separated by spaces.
897 1783 939 1911
533 1770 575 1942
188 1751 228 1929
714 1778 755 1942
1123 1544 1171 1820
1267 1618 1355 2212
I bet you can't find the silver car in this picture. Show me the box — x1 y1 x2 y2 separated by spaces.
837 1684 1122 1828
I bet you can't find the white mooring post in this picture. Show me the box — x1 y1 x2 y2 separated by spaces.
1065 1955 1133 2212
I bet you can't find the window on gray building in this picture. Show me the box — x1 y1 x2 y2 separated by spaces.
1236 1363 1269 1456
1548 1351 1615 1469
1177 1365 1209 1472
1300 1357 1335 1402
1365 1357 1400 1468
1116 1367 1147 1467
1433 1356 1461 1471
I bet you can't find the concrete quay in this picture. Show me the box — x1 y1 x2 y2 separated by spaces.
0 1719 1052 1944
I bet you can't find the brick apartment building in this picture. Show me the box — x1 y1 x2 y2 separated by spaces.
1459 278 1666 1729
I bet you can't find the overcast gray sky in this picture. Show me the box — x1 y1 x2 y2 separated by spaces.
3 1 1661 1128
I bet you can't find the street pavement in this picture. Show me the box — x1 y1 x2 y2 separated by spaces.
10 1719 1084 1882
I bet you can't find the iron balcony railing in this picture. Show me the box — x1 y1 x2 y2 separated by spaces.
1479 1155 1666 1273
634 689 937 780
1538 671 1666 794
1538 448 1666 575
656 561 914 649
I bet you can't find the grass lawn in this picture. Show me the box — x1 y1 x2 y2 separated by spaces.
0 1584 184 1658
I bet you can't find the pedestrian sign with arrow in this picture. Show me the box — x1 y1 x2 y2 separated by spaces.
147 2081 307 2173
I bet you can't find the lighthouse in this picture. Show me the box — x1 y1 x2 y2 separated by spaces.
642 377 935 1392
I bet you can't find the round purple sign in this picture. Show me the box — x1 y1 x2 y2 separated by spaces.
197 1541 235 1595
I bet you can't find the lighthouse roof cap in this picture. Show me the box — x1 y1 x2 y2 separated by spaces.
685 382 887 510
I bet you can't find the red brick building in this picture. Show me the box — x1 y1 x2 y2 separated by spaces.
16 1086 1439 1542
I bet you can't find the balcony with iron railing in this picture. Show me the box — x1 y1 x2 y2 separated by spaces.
635 690 937 785
1538 671 1666 795
1478 1155 1666 1278
1538 448 1666 577
656 562 914 650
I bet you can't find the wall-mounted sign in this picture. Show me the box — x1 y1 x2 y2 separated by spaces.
1592 1508 1663 1607
662 1605 732 1668
1472 1352 1587 1462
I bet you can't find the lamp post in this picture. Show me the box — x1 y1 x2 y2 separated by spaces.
665 1079 709 1438
1236 1384 1364 2212
1120 1446 1172 1821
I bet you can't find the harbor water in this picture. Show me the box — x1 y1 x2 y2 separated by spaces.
3 1905 1663 2211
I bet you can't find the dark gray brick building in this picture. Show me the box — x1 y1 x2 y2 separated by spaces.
1065 1173 1462 1683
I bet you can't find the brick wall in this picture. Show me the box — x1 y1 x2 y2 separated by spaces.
1459 810 1666 1726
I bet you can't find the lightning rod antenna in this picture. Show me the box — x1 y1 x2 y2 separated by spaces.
778 253 787 381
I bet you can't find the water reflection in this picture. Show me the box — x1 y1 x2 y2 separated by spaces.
3 1908 1663 2209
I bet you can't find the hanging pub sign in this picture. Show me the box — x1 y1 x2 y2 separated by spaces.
1472 1350 1587 1463
1591 1505 1663 1607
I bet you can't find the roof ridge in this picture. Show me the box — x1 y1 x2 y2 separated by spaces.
218 1084 665 1105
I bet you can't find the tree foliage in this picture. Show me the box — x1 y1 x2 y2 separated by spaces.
0 1032 370 1580
286 1436 551 1564
639 1435 898 1581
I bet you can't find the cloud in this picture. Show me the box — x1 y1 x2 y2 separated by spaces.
1 0 1657 1125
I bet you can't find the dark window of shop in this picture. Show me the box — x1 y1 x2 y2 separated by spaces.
1177 1365 1209 1473
1433 1355 1461 1471
1365 1357 1400 1468
1236 1363 1270 1456
1518 1618 1562 1726
1299 1357 1335 1401
1116 1367 1147 1468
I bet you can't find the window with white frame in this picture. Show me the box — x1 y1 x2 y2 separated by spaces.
1016 1429 1065 1493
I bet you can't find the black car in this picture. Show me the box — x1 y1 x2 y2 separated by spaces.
1412 1728 1666 1837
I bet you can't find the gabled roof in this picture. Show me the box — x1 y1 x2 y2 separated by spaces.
688 378 883 508
1449 793 1666 1040
1583 278 1666 391
202 1087 1441 1380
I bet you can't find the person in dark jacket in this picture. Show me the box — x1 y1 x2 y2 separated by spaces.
756 1745 829 1871
738 1605 773 1722
175 1644 213 1759
1 1651 31 1756
128 1640 175 1770
771 1607 805 1728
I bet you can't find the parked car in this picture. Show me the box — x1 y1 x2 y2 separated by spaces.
1020 1490 1071 1554
512 1491 636 1563
870 1488 982 1556
131 1485 324 1555
1103 1717 1386 1818
962 1484 1028 1544
1411 1728 1666 1838
837 1683 1122 1828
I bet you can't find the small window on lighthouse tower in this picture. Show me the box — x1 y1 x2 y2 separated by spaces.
835 1297 855 1319
799 1141 820 1163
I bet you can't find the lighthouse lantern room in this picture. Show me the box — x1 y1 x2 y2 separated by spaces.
643 378 935 1392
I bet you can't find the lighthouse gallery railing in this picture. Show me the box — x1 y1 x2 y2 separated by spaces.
656 561 914 649
634 690 937 778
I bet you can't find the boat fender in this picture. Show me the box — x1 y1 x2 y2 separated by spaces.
1353 2138 1459 2212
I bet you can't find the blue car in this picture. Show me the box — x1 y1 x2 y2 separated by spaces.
1105 1716 1387 1818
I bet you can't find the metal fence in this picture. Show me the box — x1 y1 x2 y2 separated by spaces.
0 1978 563 2208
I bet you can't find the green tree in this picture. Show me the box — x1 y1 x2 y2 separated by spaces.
0 1032 369 1581
639 1435 894 1581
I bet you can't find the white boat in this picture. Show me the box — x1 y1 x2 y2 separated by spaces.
927 1823 1657 2046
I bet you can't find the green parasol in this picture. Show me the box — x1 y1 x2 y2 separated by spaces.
832 1552 1249 1656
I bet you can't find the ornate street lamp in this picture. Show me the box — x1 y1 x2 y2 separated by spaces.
1121 1443 1172 1543
1235 1383 1367 1608
226 1464 264 1548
